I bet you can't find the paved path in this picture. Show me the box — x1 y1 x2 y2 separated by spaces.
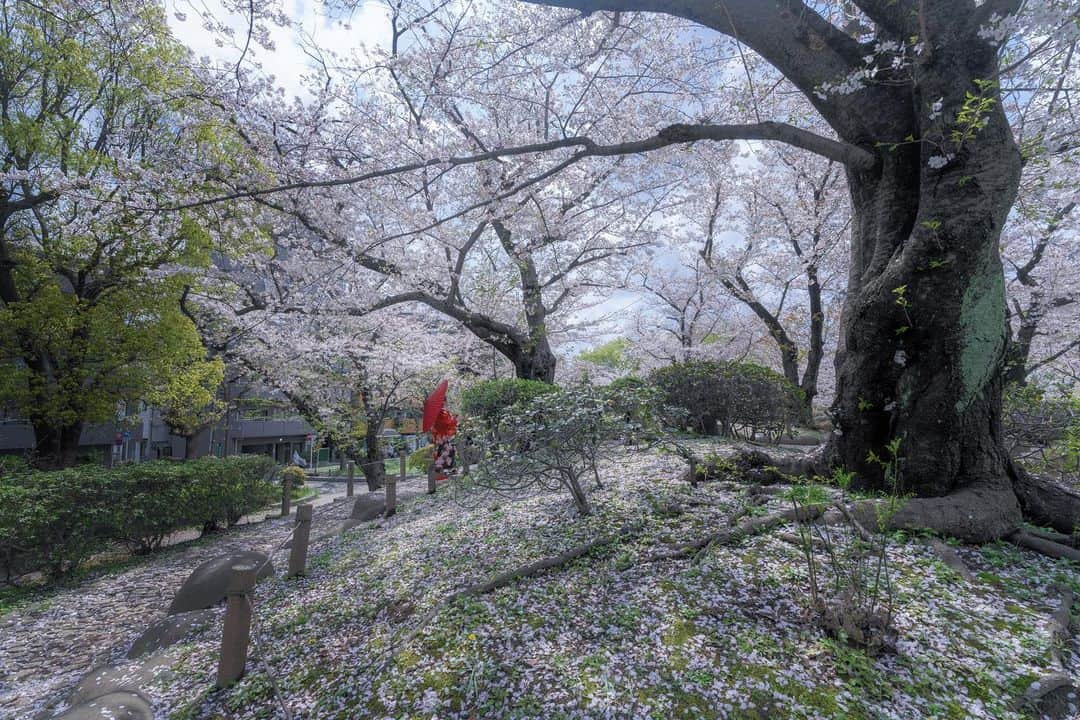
0 477 430 719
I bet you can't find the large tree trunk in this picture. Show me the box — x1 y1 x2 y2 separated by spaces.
829 39 1023 539
32 421 82 469
508 336 558 382
360 383 386 491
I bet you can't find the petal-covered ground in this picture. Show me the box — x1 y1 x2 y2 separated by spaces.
9 442 1080 720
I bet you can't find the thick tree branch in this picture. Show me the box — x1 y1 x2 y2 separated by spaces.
157 121 875 212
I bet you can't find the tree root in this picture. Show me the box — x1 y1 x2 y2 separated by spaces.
1007 530 1080 562
381 526 639 666
634 504 826 566
1025 527 1078 547
1012 468 1080 536
926 538 975 583
1011 586 1076 718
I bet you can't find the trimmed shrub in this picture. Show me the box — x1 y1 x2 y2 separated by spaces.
0 466 114 578
407 444 434 473
0 455 277 577
471 383 654 515
649 360 802 441
460 378 557 424
281 464 306 488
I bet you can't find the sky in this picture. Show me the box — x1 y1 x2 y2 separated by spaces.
167 0 391 100
164 0 751 354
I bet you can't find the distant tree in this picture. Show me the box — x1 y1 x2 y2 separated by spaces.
150 351 227 459
0 0 241 466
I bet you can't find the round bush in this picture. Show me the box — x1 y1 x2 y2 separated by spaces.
281 464 306 488
649 360 802 440
407 444 433 472
460 378 557 424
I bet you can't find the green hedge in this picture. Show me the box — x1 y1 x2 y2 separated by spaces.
460 378 557 424
649 360 803 440
0 455 277 580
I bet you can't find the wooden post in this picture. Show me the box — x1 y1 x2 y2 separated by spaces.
386 476 397 518
288 504 313 577
346 461 355 498
216 564 256 688
399 454 406 483
427 463 436 494
462 442 470 475
281 473 292 517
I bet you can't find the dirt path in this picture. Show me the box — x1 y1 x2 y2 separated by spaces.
0 478 430 719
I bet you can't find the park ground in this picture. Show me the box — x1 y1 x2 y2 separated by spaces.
2 441 1078 720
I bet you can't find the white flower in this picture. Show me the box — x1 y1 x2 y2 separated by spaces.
927 155 951 170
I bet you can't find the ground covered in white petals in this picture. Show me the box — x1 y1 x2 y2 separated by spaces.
12 442 1080 719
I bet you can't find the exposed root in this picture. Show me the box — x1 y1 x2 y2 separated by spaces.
1025 526 1079 547
1011 466 1080 536
926 538 975 583
1007 530 1080 562
634 504 826 566
383 526 639 668
1011 586 1077 718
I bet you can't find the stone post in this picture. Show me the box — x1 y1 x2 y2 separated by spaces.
216 564 256 688
288 504 313 578
347 461 355 498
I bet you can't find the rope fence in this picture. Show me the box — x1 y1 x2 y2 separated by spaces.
215 501 315 718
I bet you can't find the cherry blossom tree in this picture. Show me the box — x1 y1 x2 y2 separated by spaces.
1000 29 1079 386
705 144 850 422
507 0 1080 541
160 0 1080 541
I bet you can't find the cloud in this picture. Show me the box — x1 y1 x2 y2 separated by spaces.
166 0 391 100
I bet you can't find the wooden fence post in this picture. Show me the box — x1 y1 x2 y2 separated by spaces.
347 461 355 498
427 463 436 494
216 564 257 688
288 504 313 577
386 475 397 518
281 473 292 517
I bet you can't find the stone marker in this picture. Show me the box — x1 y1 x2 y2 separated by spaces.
66 653 170 707
52 691 153 720
127 609 216 659
167 551 272 615
351 494 386 521
216 564 257 688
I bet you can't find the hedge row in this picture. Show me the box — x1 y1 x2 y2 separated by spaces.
0 455 277 580
649 360 804 440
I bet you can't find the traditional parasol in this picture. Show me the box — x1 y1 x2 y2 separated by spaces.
422 379 449 433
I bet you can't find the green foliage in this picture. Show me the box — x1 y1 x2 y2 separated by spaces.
282 464 306 489
0 456 276 578
648 360 803 440
577 339 639 373
1003 382 1080 477
408 444 434 473
0 465 113 579
459 379 557 424
471 383 655 515
149 353 227 440
0 0 259 465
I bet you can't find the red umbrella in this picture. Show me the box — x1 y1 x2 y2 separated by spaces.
422 379 449 433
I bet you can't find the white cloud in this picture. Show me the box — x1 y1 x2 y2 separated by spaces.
166 0 391 100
